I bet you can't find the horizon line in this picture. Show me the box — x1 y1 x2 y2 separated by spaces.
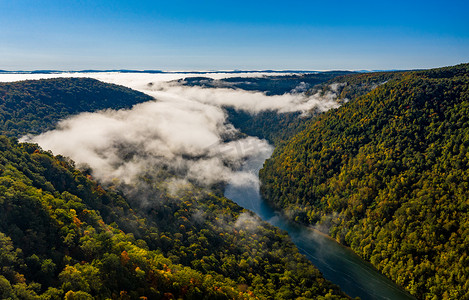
0 69 412 75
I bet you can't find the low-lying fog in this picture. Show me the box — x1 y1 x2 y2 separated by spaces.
2 72 341 197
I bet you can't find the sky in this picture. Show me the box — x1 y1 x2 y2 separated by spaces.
1 0 468 71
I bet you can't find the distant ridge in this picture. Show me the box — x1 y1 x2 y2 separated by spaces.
0 69 327 74
0 69 431 75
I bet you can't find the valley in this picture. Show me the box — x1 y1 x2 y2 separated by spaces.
0 64 468 299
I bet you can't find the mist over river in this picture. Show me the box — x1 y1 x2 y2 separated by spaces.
225 148 415 300
2 72 416 299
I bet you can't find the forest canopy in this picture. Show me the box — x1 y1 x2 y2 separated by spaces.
260 63 469 299
0 78 348 299
0 78 152 137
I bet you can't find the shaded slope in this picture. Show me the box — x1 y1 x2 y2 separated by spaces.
0 77 153 137
178 72 354 147
177 72 353 96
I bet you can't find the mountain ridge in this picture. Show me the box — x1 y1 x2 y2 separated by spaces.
259 63 469 299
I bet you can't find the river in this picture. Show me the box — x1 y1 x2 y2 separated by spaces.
225 148 415 300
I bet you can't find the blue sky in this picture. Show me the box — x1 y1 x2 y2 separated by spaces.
1 0 468 70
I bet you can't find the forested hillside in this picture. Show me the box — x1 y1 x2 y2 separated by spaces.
179 72 354 147
225 109 308 145
177 72 353 96
220 71 404 147
0 78 152 137
260 63 469 299
307 71 406 102
0 78 348 299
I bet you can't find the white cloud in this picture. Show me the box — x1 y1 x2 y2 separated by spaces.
23 99 271 187
15 72 342 199
142 82 339 114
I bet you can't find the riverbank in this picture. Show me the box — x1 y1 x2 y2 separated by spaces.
225 147 415 300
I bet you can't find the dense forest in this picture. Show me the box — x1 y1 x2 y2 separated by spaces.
177 72 353 96
217 71 403 147
178 72 354 146
260 63 469 299
225 109 306 146
0 78 348 299
0 78 152 137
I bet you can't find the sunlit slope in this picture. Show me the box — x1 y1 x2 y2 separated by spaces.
260 63 469 299
0 78 349 299
0 137 250 299
0 78 152 137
